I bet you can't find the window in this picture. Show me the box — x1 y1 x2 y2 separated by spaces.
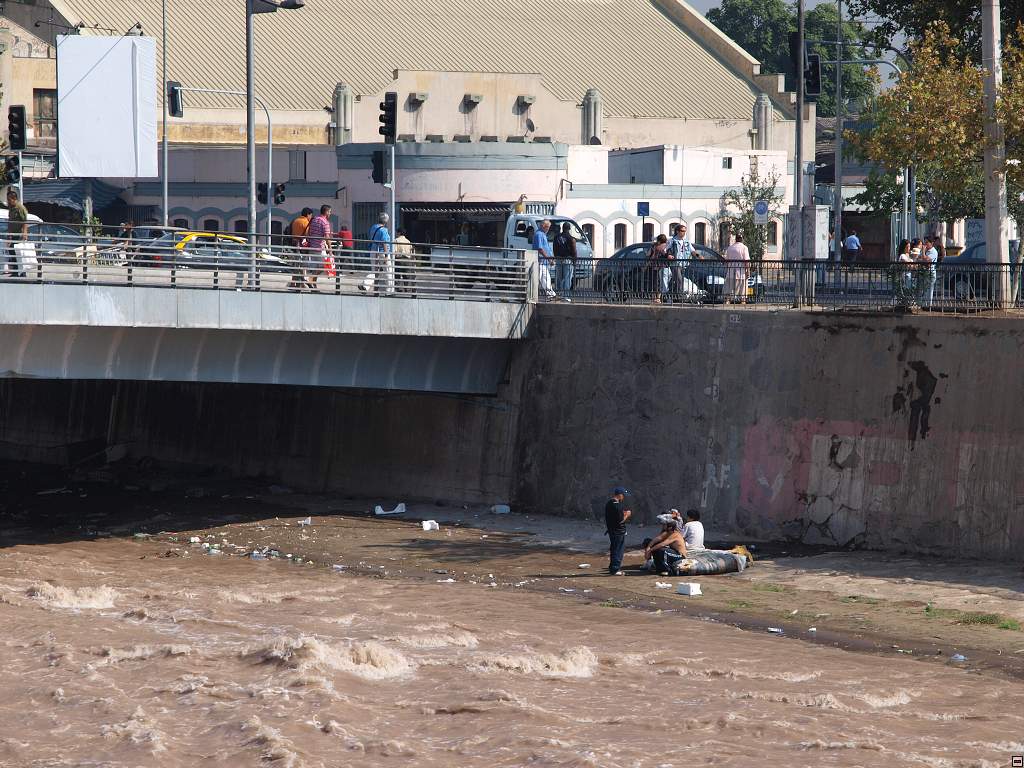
614 223 627 250
32 89 56 143
581 223 595 246
693 222 707 246
642 222 654 242
270 220 283 235
172 218 188 229
233 219 248 234
767 221 779 247
668 222 680 236
203 219 220 232
719 221 732 250
722 157 733 169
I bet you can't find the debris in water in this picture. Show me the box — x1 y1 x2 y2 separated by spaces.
490 504 511 514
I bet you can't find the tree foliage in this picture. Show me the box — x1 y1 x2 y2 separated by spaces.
844 0 1024 59
720 166 786 261
705 0 876 116
848 23 1024 226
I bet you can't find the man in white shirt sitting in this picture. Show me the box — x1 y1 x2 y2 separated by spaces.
681 509 705 551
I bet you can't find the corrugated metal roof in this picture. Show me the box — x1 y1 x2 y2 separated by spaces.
52 0 770 120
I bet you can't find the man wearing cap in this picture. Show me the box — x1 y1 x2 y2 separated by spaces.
604 487 632 575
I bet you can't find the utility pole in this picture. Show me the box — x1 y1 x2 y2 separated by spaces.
982 0 1010 306
795 0 805 214
834 0 844 260
161 0 168 227
245 0 257 246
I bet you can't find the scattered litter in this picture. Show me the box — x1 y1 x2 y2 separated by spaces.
206 549 223 556
578 563 591 569
36 487 69 496
808 627 817 633
897 649 913 654
654 582 673 589
188 537 201 544
332 564 347 571
950 653 967 663
297 517 312 527
583 589 594 594
481 535 488 538
249 552 266 560
490 504 511 514
558 588 576 593
375 503 406 516
767 627 784 634
437 578 456 583
268 485 293 495
488 582 498 588
789 609 798 615
422 520 440 531
814 613 830 619
676 583 702 596
433 569 449 574
133 533 152 540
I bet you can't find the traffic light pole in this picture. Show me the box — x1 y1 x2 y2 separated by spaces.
834 0 843 261
16 150 23 202
389 144 396 238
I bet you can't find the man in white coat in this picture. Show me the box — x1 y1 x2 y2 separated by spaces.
725 233 751 304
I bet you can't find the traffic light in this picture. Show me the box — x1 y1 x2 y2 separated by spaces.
378 91 397 145
273 183 286 205
8 105 26 151
805 53 822 98
167 81 184 118
4 155 20 185
257 182 268 205
371 150 385 184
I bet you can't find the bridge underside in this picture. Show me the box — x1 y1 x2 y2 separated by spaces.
0 325 513 394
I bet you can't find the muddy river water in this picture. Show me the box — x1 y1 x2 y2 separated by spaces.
1 539 1022 767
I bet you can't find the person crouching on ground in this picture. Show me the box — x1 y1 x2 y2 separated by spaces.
605 486 632 575
643 516 687 576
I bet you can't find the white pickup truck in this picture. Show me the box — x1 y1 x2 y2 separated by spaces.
428 213 594 281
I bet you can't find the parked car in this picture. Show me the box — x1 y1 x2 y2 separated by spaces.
26 222 101 264
593 242 707 302
685 244 767 303
132 231 289 272
940 240 1020 302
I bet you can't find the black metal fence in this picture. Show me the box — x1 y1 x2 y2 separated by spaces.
540 257 1023 313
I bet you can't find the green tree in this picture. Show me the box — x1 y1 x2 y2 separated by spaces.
844 0 1024 59
705 0 876 116
848 23 1024 228
720 166 786 261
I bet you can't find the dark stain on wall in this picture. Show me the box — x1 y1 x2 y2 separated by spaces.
907 361 939 443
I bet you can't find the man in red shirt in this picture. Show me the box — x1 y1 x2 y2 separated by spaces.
304 205 334 290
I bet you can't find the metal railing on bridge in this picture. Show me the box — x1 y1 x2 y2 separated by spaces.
540 256 1024 313
1 224 531 304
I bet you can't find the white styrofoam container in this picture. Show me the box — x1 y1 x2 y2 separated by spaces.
676 582 702 595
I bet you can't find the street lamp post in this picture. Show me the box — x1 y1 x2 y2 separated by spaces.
246 0 303 277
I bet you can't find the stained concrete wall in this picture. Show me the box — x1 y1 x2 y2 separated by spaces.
514 306 1024 561
0 379 520 504
3 305 1024 560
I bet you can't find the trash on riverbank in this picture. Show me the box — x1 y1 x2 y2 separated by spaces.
676 583 702 596
422 520 439 531
768 627 784 634
375 503 406 516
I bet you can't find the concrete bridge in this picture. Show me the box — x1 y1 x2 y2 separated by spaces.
0 243 535 394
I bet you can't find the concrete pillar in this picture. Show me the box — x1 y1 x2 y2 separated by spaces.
752 93 772 150
581 88 603 145
334 83 353 145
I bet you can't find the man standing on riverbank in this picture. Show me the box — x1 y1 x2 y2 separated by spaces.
605 487 632 575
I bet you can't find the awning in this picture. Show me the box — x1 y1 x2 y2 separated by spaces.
400 203 512 216
21 179 125 212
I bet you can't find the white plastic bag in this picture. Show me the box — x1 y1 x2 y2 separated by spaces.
422 520 439 531
14 241 38 272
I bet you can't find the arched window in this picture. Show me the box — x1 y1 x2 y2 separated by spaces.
614 223 627 250
642 222 655 242
202 218 220 232
582 223 595 246
693 222 707 246
172 218 188 229
668 222 681 236
233 219 248 234
719 221 732 251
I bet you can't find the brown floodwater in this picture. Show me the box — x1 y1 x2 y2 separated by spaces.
1 539 1022 768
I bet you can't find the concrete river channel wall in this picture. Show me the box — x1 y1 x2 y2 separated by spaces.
2 304 1023 561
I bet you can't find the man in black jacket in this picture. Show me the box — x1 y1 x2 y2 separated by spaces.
605 486 632 575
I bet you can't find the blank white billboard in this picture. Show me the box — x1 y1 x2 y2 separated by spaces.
56 35 158 178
